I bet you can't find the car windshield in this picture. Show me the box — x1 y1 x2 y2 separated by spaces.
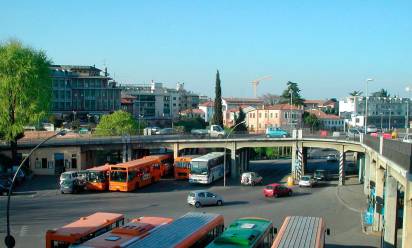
189 192 195 197
110 171 127 182
315 171 324 176
190 161 208 175
61 180 72 187
61 173 71 180
302 176 311 180
176 161 190 169
266 186 273 189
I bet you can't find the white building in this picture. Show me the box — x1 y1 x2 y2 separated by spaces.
121 82 200 122
199 101 214 123
339 96 411 129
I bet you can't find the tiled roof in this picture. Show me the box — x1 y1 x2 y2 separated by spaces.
200 101 214 107
258 104 302 111
223 97 264 104
307 109 341 119
180 109 204 114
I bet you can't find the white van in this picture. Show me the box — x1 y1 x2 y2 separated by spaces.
59 171 78 184
241 172 263 186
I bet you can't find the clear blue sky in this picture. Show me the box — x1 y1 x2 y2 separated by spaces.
1 1 411 99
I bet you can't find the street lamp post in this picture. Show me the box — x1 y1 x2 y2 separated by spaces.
5 130 67 248
289 89 293 131
388 108 392 131
364 78 374 134
223 120 246 187
380 113 383 132
406 86 411 133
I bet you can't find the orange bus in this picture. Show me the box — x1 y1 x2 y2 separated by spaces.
174 155 200 180
144 154 173 177
45 212 124 248
109 157 161 192
128 212 224 248
271 216 330 248
86 164 110 191
72 216 173 248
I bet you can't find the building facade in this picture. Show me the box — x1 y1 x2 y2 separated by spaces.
307 109 344 131
121 82 200 122
339 96 411 129
50 65 121 118
246 104 303 132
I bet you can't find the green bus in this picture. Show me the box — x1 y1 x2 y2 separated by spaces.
207 217 274 248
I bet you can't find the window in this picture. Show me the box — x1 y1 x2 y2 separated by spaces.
270 113 273 118
71 154 77 169
259 113 262 118
198 192 205 198
41 158 47 169
206 192 214 198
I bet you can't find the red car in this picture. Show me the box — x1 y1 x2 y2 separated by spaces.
263 183 293 197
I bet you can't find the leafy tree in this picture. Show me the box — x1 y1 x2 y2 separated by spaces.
94 110 138 136
349 90 363 96
279 81 305 106
232 107 248 133
0 40 52 165
371 88 390 97
303 112 320 132
174 117 207 132
212 70 223 127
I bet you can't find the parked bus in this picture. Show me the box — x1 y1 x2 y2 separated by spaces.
86 164 110 191
109 157 161 192
174 155 200 180
144 154 173 177
207 217 274 248
71 216 173 248
271 216 329 248
128 212 224 248
189 152 228 184
45 212 124 248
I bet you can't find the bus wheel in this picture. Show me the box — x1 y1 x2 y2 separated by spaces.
217 200 223 206
195 202 201 208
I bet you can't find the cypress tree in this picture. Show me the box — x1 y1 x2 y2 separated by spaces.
212 70 224 127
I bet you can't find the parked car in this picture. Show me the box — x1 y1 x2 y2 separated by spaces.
403 134 412 143
313 169 331 181
298 175 317 187
156 128 174 135
0 176 12 195
59 171 78 185
366 125 378 134
241 172 263 186
187 190 224 208
150 126 161 133
191 125 226 138
60 179 84 194
265 127 289 138
347 128 361 138
326 154 338 162
263 183 292 198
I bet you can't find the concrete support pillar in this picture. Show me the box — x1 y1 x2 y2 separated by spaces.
122 143 127 163
373 166 385 232
364 153 371 195
339 150 346 186
302 147 307 176
291 144 298 180
246 148 250 171
358 153 365 184
383 174 398 248
173 143 179 159
127 146 132 161
230 149 238 179
401 181 412 248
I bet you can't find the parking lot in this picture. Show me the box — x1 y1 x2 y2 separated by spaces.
0 157 380 248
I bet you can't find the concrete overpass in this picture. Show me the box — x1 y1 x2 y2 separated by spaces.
0 133 411 247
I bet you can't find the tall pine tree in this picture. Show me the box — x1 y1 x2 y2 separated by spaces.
212 70 223 127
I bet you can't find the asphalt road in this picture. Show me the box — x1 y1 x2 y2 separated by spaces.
0 158 379 248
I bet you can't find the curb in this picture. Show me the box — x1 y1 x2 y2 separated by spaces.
335 186 362 213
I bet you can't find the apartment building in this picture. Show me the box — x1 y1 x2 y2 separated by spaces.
121 82 200 122
246 104 303 132
307 109 344 131
339 96 411 129
50 65 121 118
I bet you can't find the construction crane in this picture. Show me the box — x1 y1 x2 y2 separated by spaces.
250 76 272 98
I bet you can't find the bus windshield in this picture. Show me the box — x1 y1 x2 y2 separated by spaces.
89 171 106 183
175 161 190 169
191 161 208 175
110 171 127 182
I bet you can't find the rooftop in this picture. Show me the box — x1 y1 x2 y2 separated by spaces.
307 109 341 119
258 104 302 111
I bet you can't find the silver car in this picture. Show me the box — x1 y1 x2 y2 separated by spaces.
187 190 224 208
